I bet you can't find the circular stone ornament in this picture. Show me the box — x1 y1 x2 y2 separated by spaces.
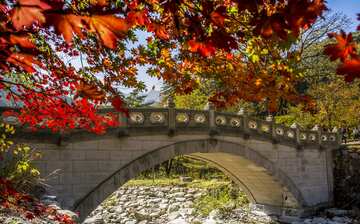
129 112 145 124
309 134 316 141
329 135 336 141
248 121 257 129
275 127 284 136
215 116 226 126
300 133 307 140
194 113 206 124
230 117 241 127
150 112 165 124
287 131 295 138
321 135 328 141
176 113 189 123
261 124 270 133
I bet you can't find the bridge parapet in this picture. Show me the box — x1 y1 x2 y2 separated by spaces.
120 105 340 148
1 105 340 148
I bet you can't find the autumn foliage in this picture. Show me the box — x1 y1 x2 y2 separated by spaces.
0 0 358 133
0 178 75 223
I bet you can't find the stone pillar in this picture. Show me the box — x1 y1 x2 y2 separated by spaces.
291 123 301 145
242 109 249 133
118 108 129 137
208 102 218 136
209 102 215 129
168 96 175 136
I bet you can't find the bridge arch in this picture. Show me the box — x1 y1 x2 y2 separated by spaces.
73 138 305 221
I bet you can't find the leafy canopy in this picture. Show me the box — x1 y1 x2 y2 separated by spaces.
0 0 359 133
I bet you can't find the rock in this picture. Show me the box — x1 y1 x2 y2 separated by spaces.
172 192 186 198
57 210 79 223
167 203 180 213
83 215 104 224
168 211 180 220
124 219 137 224
208 209 220 219
251 210 268 217
203 217 218 224
326 208 350 216
159 203 168 210
167 217 188 224
175 197 186 202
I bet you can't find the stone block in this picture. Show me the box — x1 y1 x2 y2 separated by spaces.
59 151 86 161
46 161 72 173
109 151 133 161
97 139 121 151
98 161 124 172
38 150 60 161
72 141 99 150
72 161 98 173
85 151 110 160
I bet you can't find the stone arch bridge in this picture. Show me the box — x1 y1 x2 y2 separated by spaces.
8 104 340 222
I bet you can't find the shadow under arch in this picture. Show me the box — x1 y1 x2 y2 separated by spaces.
74 138 306 221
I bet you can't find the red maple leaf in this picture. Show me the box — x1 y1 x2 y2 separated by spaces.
337 57 360 82
324 31 357 62
47 14 85 43
6 53 42 73
88 15 130 49
49 14 129 49
187 40 216 57
111 96 124 112
10 0 51 30
9 34 36 49
210 11 225 27
148 23 169 40
75 81 106 101
127 10 149 26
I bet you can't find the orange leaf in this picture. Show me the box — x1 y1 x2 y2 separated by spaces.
88 15 130 49
188 40 200 52
210 11 225 26
47 14 85 43
127 10 149 26
49 14 129 48
148 23 169 40
10 0 51 30
337 57 360 82
9 34 36 49
90 0 109 7
6 53 42 73
187 40 215 57
198 42 216 57
76 81 106 101
324 31 357 62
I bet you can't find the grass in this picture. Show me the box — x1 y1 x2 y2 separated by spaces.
192 183 249 217
124 178 231 189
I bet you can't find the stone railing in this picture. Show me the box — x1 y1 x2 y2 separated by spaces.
117 99 340 148
0 102 341 147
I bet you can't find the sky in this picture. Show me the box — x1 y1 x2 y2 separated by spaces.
327 0 360 31
133 0 360 93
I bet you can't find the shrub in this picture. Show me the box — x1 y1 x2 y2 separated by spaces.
0 123 75 223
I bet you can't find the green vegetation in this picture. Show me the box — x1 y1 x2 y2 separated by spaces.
0 123 42 193
193 183 249 217
136 156 227 180
125 178 230 189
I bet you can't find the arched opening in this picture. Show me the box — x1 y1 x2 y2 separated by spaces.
73 138 305 221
